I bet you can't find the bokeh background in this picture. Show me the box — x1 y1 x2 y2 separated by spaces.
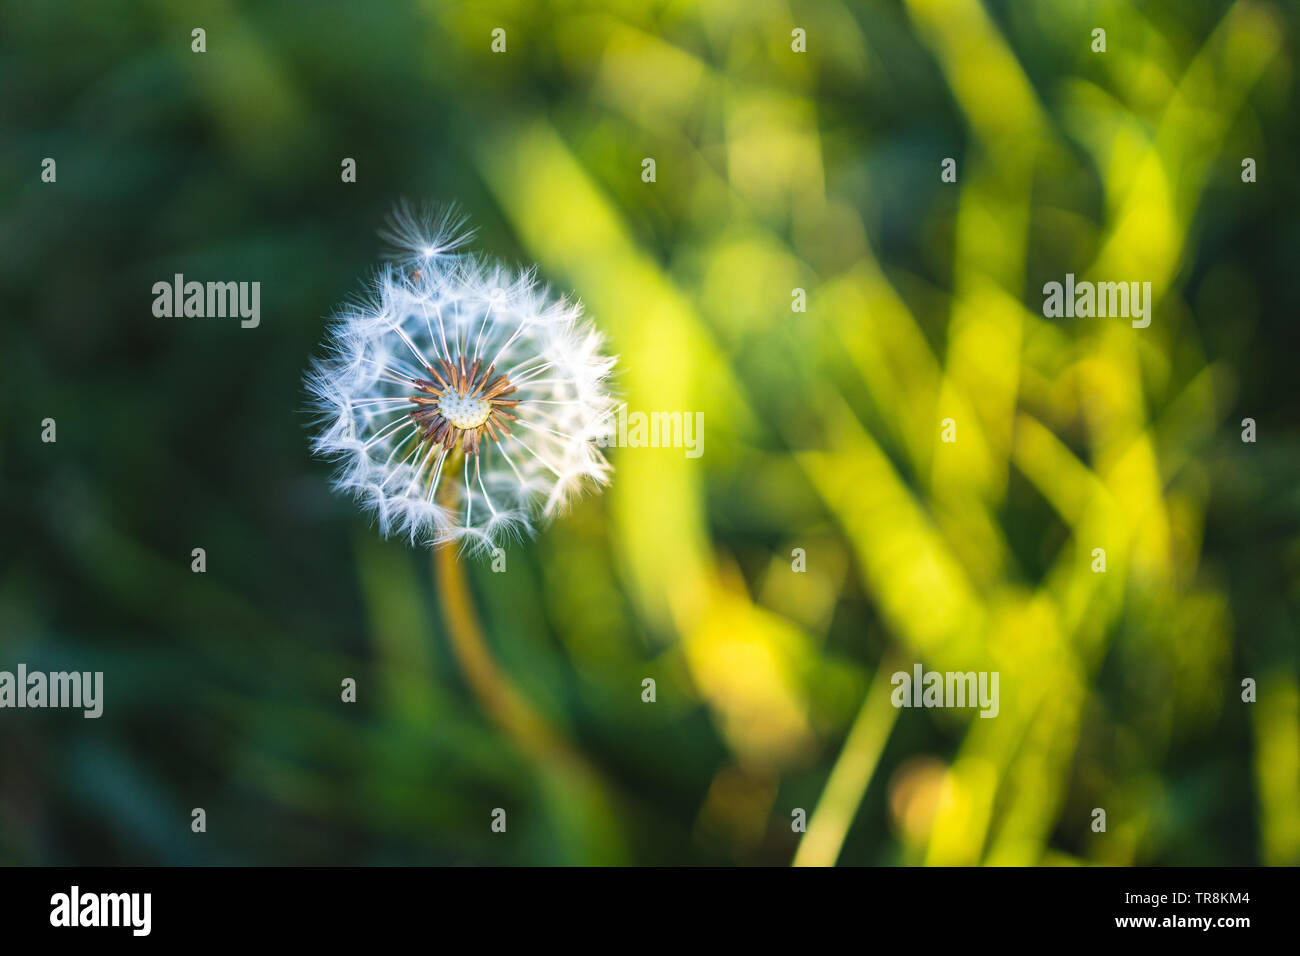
2 0 1298 865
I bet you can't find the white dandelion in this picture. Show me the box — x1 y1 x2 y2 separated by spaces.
307 204 617 555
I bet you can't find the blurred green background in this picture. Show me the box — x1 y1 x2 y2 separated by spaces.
2 0 1298 866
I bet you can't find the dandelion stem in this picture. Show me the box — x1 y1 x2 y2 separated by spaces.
432 542 629 862
432 539 585 772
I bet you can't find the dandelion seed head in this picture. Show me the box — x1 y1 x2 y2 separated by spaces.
307 205 617 554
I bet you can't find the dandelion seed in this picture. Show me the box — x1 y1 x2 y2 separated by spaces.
306 204 617 555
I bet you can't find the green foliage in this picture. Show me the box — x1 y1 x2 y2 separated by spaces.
1 0 1297 865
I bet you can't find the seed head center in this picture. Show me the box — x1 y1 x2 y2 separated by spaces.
438 391 493 430
408 357 520 456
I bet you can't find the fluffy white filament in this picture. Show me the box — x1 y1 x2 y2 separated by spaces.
307 205 617 555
